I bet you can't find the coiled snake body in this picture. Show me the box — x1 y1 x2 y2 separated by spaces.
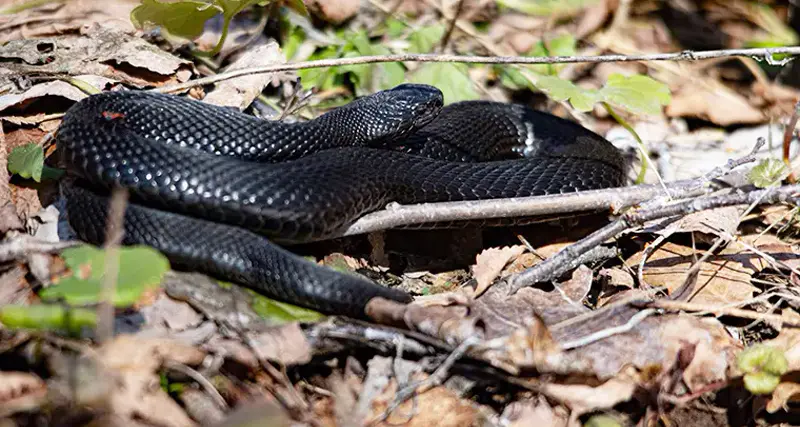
56 84 625 318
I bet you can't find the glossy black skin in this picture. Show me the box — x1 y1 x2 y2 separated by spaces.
57 84 624 318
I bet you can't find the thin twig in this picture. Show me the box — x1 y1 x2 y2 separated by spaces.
649 299 800 327
784 99 800 182
560 308 660 350
438 0 466 52
340 178 714 238
342 140 765 238
0 234 79 263
376 336 479 423
508 184 800 293
670 236 727 301
164 360 229 410
96 188 128 343
151 46 800 93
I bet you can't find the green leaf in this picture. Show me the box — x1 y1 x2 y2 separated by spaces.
598 74 671 116
409 62 479 104
281 0 307 16
528 34 576 75
498 67 534 91
215 0 268 19
338 31 405 94
40 245 170 307
408 24 445 54
738 344 789 376
497 0 597 16
130 0 222 40
749 158 791 188
248 291 325 323
744 371 781 395
0 304 97 334
584 415 623 427
535 75 601 111
385 18 407 39
8 143 44 182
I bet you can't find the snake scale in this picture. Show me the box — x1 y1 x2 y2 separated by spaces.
56 84 625 318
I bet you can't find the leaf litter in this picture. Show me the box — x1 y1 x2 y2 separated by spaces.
1 0 800 426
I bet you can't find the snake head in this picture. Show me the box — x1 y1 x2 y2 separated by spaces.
337 83 444 145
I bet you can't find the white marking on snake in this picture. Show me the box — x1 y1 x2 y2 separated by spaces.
523 121 536 156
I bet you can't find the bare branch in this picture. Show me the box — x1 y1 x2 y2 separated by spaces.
508 184 800 293
153 46 800 93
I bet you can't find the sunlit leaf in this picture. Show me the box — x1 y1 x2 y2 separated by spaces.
528 33 576 75
131 0 222 40
7 143 43 182
749 158 791 188
497 0 597 16
535 75 600 112
408 24 445 54
0 304 97 335
40 245 170 307
248 290 325 323
410 62 479 104
599 74 671 116
744 371 781 395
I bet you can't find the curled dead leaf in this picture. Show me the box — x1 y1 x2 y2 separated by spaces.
0 371 47 417
471 245 526 297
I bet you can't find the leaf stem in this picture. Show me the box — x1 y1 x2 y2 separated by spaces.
602 102 648 185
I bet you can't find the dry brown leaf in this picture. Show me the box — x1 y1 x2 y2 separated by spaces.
0 371 47 417
204 40 286 110
0 0 138 44
666 82 765 125
366 297 481 346
246 322 312 365
140 295 204 331
643 206 741 239
306 0 361 24
478 313 577 375
472 266 592 339
540 367 639 419
626 241 758 305
369 377 483 427
660 316 741 392
94 336 206 427
767 382 800 414
471 245 526 297
0 23 193 88
0 81 88 117
502 398 568 427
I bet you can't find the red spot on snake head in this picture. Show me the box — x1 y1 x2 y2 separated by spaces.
101 111 125 121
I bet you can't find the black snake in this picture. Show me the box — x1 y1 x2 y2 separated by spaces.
56 84 625 318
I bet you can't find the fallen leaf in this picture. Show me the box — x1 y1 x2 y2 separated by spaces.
660 316 741 392
0 23 193 88
245 322 312 365
140 295 204 331
643 206 742 240
204 40 287 110
766 381 800 413
92 336 206 426
472 266 592 339
369 374 483 426
471 245 526 297
502 398 568 427
626 241 759 305
306 0 361 24
540 367 639 420
0 81 88 118
0 371 47 417
666 82 765 125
